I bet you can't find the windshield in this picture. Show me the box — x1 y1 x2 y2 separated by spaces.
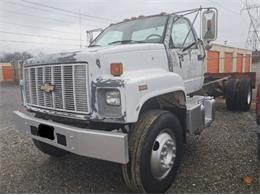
91 16 168 47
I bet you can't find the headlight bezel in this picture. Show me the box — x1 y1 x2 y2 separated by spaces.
96 88 122 119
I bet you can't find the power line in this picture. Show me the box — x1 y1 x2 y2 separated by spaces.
0 40 80 47
0 21 79 35
0 31 80 41
208 0 241 15
2 0 78 19
1 7 105 28
20 0 115 23
1 8 74 25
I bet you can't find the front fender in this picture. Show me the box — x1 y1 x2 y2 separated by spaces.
123 69 186 123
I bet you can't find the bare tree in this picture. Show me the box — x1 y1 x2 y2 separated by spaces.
0 51 33 63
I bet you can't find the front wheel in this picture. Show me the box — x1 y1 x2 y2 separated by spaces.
122 110 183 193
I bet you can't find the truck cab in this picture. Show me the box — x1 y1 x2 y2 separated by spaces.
15 8 219 193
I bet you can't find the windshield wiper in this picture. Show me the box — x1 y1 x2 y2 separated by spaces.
88 44 102 47
108 40 146 45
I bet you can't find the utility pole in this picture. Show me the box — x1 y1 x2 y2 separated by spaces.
241 0 260 51
79 9 82 49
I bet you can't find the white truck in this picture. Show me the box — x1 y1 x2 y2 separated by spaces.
14 8 254 193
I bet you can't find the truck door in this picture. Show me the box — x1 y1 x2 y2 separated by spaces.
168 17 204 94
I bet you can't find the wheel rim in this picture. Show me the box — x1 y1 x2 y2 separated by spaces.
247 87 252 104
150 130 176 180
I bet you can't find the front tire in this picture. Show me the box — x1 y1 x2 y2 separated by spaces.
122 110 183 193
33 139 68 157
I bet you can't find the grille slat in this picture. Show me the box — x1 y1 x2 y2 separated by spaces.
30 68 37 104
24 64 89 114
45 67 53 108
75 64 88 112
24 69 31 104
63 66 75 111
37 67 45 106
53 66 63 109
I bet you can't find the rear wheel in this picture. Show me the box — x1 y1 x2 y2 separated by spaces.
33 139 68 157
122 110 183 193
237 78 252 111
225 79 239 111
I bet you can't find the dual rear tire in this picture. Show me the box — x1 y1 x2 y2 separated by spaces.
225 78 252 111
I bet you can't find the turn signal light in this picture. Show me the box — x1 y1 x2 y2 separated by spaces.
110 63 123 76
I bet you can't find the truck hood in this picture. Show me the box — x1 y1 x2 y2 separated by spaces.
23 43 165 66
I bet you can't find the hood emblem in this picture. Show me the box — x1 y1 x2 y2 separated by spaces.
40 83 55 93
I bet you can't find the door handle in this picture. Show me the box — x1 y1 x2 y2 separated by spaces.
198 54 206 61
197 54 204 61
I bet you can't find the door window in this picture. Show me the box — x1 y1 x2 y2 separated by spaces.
170 18 196 49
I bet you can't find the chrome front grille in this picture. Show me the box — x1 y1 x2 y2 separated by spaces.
24 63 89 114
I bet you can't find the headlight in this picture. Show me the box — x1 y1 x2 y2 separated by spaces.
19 79 24 86
105 90 121 106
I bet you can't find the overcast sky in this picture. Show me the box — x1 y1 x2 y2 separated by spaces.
0 0 259 56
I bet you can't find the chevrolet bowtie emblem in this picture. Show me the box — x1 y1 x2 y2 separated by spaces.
40 83 55 93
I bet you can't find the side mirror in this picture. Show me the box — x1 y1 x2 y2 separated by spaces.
202 9 218 42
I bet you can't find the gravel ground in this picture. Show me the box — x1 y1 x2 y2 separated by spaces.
0 74 260 193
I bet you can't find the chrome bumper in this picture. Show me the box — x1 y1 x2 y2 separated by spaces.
13 111 129 164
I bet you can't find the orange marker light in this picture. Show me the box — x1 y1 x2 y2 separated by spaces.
111 63 123 76
160 12 167 15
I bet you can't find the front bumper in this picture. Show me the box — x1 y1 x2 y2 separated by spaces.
13 111 129 164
